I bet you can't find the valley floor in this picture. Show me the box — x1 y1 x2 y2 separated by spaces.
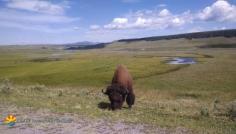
0 37 236 134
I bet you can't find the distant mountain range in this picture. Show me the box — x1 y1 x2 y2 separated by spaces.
64 29 236 50
64 41 99 46
64 42 108 50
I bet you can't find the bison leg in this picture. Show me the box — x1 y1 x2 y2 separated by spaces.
126 93 135 108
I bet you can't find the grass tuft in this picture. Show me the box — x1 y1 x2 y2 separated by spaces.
0 78 14 94
200 107 209 117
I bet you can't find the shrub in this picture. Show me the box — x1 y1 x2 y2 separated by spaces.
0 79 14 94
212 98 220 113
211 99 236 119
58 90 63 97
28 84 46 91
227 101 236 121
200 107 209 117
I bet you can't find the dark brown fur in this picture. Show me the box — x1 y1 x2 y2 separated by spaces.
103 65 135 110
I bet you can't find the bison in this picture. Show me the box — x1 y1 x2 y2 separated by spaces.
102 65 135 110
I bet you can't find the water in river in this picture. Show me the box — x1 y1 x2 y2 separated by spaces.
168 57 196 64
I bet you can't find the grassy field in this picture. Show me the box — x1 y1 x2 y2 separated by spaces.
0 37 236 133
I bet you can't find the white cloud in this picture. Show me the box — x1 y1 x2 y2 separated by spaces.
73 26 80 30
157 4 167 8
171 18 185 27
85 28 142 42
103 9 191 30
113 18 128 24
104 18 129 29
0 0 79 33
134 17 151 28
221 26 226 30
0 9 77 24
197 0 236 22
213 26 227 30
188 27 204 33
90 25 100 30
102 0 236 31
159 9 171 17
0 1 78 33
6 0 66 15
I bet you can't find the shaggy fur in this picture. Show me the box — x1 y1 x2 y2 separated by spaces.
103 65 135 110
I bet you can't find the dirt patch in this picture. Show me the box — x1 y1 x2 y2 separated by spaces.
0 104 192 134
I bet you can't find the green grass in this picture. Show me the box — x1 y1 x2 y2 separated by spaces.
0 37 236 133
0 50 178 87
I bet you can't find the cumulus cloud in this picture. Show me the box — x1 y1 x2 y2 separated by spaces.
103 9 191 30
159 9 171 17
100 0 236 31
6 0 66 15
113 18 128 24
197 0 236 22
104 18 129 29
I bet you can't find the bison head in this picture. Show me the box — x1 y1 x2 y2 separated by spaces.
102 84 128 110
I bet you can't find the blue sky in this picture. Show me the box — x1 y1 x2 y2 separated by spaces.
0 0 236 44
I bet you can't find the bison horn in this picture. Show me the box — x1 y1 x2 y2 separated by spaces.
125 88 129 94
102 89 106 94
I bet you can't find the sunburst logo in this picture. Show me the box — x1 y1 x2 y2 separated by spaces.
3 115 16 127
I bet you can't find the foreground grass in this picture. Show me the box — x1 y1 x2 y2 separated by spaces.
0 82 235 134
